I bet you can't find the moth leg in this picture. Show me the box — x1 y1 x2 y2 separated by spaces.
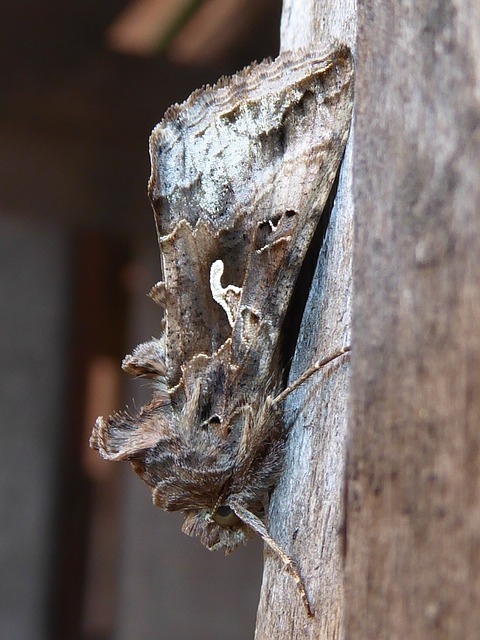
91 391 172 461
92 413 155 461
273 345 351 406
122 338 167 379
229 500 313 617
148 281 166 307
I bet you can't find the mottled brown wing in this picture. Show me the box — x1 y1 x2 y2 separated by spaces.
148 45 354 388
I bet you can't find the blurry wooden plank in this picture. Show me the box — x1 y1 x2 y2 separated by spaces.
82 356 122 638
106 0 278 65
51 232 130 639
0 216 69 640
168 0 279 65
106 0 198 55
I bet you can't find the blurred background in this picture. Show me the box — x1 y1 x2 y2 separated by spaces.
0 1 282 638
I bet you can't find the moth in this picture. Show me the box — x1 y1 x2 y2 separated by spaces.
91 44 353 617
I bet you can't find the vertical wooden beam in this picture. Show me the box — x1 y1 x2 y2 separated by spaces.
51 232 129 639
255 1 355 637
347 0 480 638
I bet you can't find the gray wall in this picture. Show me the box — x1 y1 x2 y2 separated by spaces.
0 216 70 640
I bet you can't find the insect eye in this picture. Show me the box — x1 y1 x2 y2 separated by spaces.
201 414 222 430
212 505 240 528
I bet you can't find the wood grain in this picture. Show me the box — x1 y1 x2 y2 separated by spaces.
255 0 355 637
346 0 480 638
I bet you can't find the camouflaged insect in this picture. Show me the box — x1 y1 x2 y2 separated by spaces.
91 43 353 616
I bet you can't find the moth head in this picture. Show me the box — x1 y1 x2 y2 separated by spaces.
142 430 274 554
211 504 240 528
180 500 263 554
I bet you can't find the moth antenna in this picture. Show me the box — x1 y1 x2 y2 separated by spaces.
229 500 313 617
272 345 351 407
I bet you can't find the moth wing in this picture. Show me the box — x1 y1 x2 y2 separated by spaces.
148 45 354 388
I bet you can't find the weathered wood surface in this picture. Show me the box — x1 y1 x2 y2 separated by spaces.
255 0 355 637
347 0 480 639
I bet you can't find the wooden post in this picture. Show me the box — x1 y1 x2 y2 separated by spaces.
255 1 355 637
347 0 480 638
